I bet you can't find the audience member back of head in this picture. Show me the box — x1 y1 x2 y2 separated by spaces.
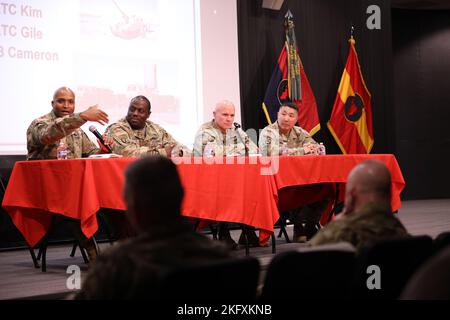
74 156 230 300
310 159 409 252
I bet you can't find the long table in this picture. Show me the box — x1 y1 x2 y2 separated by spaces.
2 154 405 247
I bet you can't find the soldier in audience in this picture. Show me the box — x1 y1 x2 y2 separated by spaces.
26 86 112 261
310 159 409 251
193 100 259 249
259 101 329 242
105 95 189 157
74 156 230 299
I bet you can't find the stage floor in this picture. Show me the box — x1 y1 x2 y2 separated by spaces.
1 199 449 300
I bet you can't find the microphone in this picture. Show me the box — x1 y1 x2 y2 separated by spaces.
233 122 248 156
89 125 113 153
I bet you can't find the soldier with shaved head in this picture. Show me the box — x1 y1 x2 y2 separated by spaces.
193 100 258 157
310 160 409 251
193 100 259 249
27 86 110 160
26 86 112 261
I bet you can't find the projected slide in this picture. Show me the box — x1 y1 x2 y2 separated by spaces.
0 0 240 154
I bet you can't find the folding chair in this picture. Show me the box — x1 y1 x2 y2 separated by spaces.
34 215 93 272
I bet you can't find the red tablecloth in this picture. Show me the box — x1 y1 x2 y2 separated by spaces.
177 158 279 241
2 154 405 247
2 157 279 247
2 158 130 247
274 154 405 212
273 154 405 225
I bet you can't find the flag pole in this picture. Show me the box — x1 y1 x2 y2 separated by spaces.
349 25 355 45
261 9 321 134
284 10 301 101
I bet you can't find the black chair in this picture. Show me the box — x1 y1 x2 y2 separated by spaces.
275 197 341 244
1 172 40 269
275 211 292 243
196 221 276 256
38 208 132 271
260 246 356 300
351 235 433 299
156 256 261 301
36 238 90 272
69 215 104 260
194 219 219 240
400 246 450 300
34 215 92 272
239 224 276 256
433 231 450 255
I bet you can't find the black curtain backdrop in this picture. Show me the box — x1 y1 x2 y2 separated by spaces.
237 0 395 156
0 156 27 248
237 0 450 200
392 9 450 199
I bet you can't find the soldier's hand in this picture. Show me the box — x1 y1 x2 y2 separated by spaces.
98 134 114 153
80 105 109 126
311 144 320 155
304 143 320 155
103 134 114 147
303 143 314 155
335 208 349 220
164 144 176 158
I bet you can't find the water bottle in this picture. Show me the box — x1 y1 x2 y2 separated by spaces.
171 144 183 158
203 143 215 157
281 142 289 156
56 141 68 160
318 142 326 155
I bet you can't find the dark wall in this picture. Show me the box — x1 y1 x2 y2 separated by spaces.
392 9 450 199
0 155 28 248
237 0 395 155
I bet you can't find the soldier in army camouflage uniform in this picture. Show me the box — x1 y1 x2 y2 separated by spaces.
27 87 110 160
105 95 187 157
258 108 319 157
310 159 409 252
26 86 111 261
74 156 230 300
193 100 259 249
193 100 258 157
259 102 329 243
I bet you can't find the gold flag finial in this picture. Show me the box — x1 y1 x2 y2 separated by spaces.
349 25 356 45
